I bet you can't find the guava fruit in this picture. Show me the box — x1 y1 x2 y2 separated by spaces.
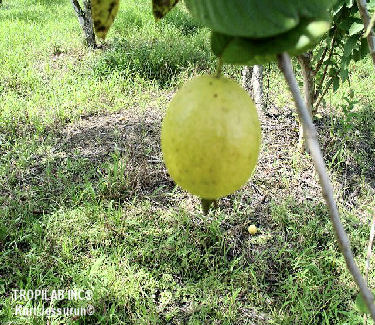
161 75 261 199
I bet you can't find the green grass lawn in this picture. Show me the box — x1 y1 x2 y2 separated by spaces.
1 0 375 324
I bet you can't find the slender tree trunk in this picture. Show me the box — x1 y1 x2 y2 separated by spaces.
241 66 253 93
298 51 315 115
356 0 375 67
297 51 315 151
252 65 264 110
71 0 96 48
242 65 264 110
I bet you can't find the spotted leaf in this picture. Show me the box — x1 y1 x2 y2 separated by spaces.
152 0 179 19
91 0 120 39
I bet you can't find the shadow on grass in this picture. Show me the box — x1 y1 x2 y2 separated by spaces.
1 106 369 323
30 110 175 212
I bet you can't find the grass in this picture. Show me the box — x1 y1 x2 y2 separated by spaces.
1 0 375 324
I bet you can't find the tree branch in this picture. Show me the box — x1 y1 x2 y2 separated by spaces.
314 27 336 77
316 35 335 95
315 76 333 109
365 11 375 38
277 52 375 321
297 52 315 114
70 0 96 48
356 0 375 67
364 212 375 325
71 0 85 19
365 213 375 284
314 46 329 77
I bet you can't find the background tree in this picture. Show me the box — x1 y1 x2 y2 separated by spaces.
356 0 375 65
241 65 264 110
71 0 96 48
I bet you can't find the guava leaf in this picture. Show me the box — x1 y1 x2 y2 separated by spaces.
152 0 179 19
185 0 299 38
211 19 331 65
349 22 364 35
185 0 334 39
91 0 120 39
296 0 335 20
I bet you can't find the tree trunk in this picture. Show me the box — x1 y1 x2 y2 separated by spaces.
297 51 315 115
71 0 96 48
252 65 264 110
241 66 253 93
356 0 375 67
297 51 315 151
241 65 264 110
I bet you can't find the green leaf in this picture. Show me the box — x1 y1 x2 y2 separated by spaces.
211 19 331 65
186 0 300 39
343 36 358 58
360 37 370 57
340 68 349 82
185 0 334 38
349 22 364 35
91 0 120 39
332 76 340 92
152 0 179 19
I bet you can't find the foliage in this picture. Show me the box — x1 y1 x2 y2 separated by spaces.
312 0 374 101
211 20 330 66
184 0 334 38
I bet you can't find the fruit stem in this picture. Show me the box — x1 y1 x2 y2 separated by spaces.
215 58 223 78
201 198 216 215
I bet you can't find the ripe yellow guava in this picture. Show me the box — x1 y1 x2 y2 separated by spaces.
161 75 261 199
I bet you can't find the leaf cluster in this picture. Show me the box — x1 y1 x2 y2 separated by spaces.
313 0 372 95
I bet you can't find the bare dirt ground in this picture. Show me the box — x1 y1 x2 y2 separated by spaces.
30 98 374 217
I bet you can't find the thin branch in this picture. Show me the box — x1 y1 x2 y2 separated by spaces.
315 77 334 109
215 58 223 78
277 52 375 321
314 46 329 77
265 63 270 108
356 0 375 67
71 0 84 18
364 212 375 325
364 11 375 37
316 35 336 94
365 213 375 285
314 26 336 77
